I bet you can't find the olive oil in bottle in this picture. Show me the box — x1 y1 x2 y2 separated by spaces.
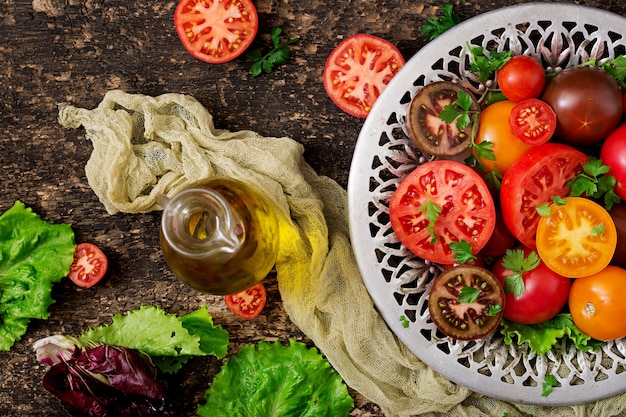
159 177 279 295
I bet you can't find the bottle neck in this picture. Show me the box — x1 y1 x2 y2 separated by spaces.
160 187 243 259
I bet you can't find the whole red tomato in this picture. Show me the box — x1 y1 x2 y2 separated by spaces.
497 55 546 102
600 123 626 200
492 246 570 325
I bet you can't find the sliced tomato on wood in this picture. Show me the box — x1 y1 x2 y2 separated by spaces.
389 160 496 265
174 0 258 64
500 143 588 248
68 243 108 288
508 98 556 145
324 34 405 118
225 282 266 319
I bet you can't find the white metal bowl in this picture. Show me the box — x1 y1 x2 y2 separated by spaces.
347 2 626 406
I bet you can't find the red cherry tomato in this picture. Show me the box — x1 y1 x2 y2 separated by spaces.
508 98 556 145
174 0 258 64
497 55 546 103
225 282 267 320
600 124 626 200
324 34 405 118
500 143 588 248
492 246 570 325
68 243 108 288
389 160 496 265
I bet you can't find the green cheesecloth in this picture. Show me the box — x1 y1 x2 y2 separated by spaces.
58 90 626 417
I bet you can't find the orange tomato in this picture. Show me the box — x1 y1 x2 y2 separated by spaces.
536 197 617 278
569 265 626 341
474 100 533 174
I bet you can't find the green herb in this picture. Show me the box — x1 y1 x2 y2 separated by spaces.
0 201 76 352
468 45 512 83
80 305 229 373
488 304 503 316
542 375 559 397
246 27 299 77
421 4 461 41
198 340 354 417
458 286 480 303
449 240 476 264
536 195 567 217
400 315 410 328
438 90 477 132
568 158 621 210
501 313 604 355
418 195 442 244
591 223 606 237
501 248 541 298
600 55 626 89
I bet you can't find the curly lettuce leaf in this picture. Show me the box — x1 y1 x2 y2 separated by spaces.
0 201 75 351
501 314 605 354
79 305 229 373
198 339 354 417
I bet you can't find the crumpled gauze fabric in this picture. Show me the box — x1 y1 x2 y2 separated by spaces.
58 90 626 417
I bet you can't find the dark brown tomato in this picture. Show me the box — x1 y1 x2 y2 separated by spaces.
428 265 505 340
609 202 626 269
406 81 479 157
541 66 623 145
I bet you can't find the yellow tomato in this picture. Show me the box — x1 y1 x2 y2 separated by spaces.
475 100 533 174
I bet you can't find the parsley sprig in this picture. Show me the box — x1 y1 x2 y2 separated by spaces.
421 4 461 41
567 158 621 211
449 240 476 264
501 248 541 298
584 55 626 89
246 27 299 77
468 45 512 83
418 195 442 244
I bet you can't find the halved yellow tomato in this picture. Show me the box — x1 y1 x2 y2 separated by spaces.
536 197 617 278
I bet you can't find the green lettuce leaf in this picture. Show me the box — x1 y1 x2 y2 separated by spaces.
79 305 229 373
501 314 605 354
0 201 76 351
198 339 354 417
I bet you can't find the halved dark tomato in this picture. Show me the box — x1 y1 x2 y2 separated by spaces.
406 81 479 157
508 98 556 145
389 160 496 265
174 0 258 64
225 282 267 320
323 34 405 118
428 265 504 340
500 143 588 248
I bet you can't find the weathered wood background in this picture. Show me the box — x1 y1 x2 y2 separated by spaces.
1 0 623 415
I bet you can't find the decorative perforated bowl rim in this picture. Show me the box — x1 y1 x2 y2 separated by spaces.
347 2 626 406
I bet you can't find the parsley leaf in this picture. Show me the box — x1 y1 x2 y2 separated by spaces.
399 315 410 329
418 196 442 244
421 4 461 41
601 55 626 89
247 27 299 77
591 223 606 237
568 158 621 210
469 45 512 83
501 249 541 298
449 240 476 264
458 286 480 303
542 375 559 397
488 304 503 317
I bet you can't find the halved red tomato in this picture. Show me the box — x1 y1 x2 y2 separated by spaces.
389 160 496 264
324 34 405 118
68 243 108 288
174 0 258 64
536 197 617 278
500 143 588 248
509 98 556 145
225 282 266 320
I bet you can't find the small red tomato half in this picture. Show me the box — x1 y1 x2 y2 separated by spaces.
324 34 405 118
225 282 267 320
174 0 258 64
509 98 556 145
497 55 546 102
600 124 626 200
68 243 108 288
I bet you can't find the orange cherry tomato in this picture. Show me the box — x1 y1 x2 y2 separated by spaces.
536 197 617 278
474 100 533 175
569 265 626 341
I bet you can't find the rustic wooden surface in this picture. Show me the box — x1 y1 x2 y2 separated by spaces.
1 0 624 416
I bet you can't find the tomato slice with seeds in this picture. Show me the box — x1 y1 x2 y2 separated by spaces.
509 98 556 145
174 0 258 64
68 243 108 288
536 197 617 278
389 160 496 265
323 34 405 118
225 282 267 320
500 143 588 249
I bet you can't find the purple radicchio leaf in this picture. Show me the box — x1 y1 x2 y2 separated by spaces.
35 336 177 417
